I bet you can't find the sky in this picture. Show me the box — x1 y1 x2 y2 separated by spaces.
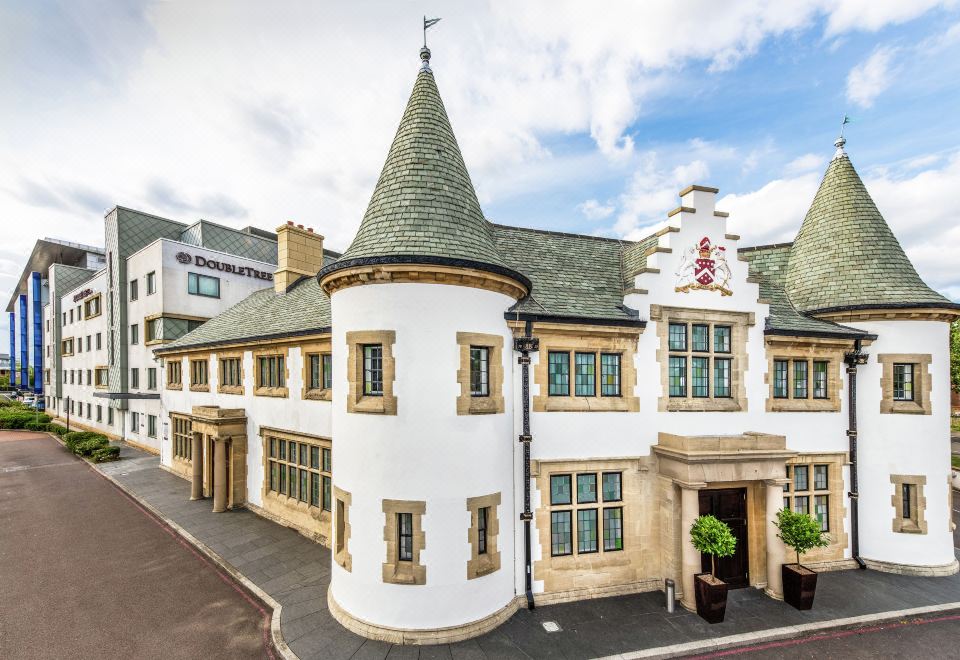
2 0 960 348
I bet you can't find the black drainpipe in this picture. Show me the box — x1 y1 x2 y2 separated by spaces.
844 339 868 569
515 320 539 610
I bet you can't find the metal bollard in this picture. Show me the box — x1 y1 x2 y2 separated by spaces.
664 578 676 613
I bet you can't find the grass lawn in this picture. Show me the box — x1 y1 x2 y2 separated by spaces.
952 417 960 434
953 454 960 470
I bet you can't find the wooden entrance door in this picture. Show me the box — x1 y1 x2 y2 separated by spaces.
698 488 749 588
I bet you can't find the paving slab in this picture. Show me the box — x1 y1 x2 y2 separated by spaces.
95 440 960 659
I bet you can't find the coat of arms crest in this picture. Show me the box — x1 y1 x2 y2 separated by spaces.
675 236 733 296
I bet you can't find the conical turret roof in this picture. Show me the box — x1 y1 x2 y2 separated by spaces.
321 55 528 290
785 144 950 313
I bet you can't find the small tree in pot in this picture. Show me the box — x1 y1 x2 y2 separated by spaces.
690 514 737 623
774 508 830 610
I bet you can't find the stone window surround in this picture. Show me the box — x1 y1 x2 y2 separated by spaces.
61 337 75 356
532 458 644 602
652 305 753 412
764 337 846 413
301 340 333 402
189 356 210 392
260 427 332 541
94 365 109 389
456 332 504 415
334 486 353 572
216 350 245 395
528 323 641 413
878 354 932 415
382 498 426 585
466 492 501 579
166 358 183 390
253 346 290 398
83 293 102 320
891 474 927 534
170 413 193 464
783 453 848 561
346 330 397 415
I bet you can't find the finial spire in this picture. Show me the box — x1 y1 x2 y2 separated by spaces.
421 16 441 72
834 114 850 160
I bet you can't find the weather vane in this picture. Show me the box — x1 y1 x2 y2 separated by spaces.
834 114 852 158
423 16 441 48
421 16 441 71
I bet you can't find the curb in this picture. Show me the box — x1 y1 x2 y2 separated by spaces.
40 430 298 660
594 601 960 659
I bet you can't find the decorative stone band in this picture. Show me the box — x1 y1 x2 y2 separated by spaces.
861 557 959 577
327 588 523 645
317 255 530 300
811 303 960 323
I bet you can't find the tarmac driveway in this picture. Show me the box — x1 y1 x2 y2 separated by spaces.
0 431 272 660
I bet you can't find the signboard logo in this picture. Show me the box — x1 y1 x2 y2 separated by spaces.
72 288 94 302
175 252 192 264
675 236 732 296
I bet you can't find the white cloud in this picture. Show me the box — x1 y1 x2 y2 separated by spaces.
577 199 615 221
720 150 960 301
784 153 825 175
824 0 958 35
846 47 898 108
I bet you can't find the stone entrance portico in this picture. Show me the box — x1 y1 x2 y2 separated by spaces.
654 432 796 610
187 406 248 513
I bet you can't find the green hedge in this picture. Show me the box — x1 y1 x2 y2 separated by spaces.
92 446 121 462
0 410 51 429
64 431 107 452
75 437 109 457
45 424 69 436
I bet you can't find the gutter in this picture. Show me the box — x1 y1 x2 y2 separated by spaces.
514 320 539 610
844 339 868 570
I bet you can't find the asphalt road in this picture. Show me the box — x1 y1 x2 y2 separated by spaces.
693 486 960 659
0 431 272 660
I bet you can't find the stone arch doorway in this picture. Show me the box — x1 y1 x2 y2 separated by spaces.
654 432 796 610
187 406 248 513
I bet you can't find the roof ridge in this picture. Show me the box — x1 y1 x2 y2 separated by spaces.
737 241 794 254
490 222 635 244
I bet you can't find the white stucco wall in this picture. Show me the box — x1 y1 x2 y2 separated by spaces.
159 347 333 507
328 282 519 631
849 319 955 567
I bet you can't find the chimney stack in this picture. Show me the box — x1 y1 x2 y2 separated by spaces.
274 222 325 293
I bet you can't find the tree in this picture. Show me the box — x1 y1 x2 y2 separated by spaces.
773 508 830 566
690 514 737 578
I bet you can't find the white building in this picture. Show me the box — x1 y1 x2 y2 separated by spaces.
143 48 958 643
48 207 337 453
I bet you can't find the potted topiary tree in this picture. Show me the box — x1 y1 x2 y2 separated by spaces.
690 514 737 623
773 508 830 610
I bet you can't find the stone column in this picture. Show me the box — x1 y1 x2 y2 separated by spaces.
190 432 204 500
212 437 228 513
679 482 704 611
764 478 789 599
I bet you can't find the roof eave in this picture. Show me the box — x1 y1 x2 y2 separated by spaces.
154 326 332 355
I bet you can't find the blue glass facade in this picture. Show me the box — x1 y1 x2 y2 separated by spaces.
31 272 43 394
18 294 28 388
7 311 14 388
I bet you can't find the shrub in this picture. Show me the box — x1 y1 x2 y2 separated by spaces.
91 446 121 462
45 424 69 436
64 431 106 452
0 410 42 429
773 508 830 566
74 437 109 457
24 421 47 431
690 515 737 578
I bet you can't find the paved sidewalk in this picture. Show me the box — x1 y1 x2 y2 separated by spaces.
98 443 960 659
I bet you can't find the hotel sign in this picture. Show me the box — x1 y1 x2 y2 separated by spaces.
73 288 94 302
175 252 273 281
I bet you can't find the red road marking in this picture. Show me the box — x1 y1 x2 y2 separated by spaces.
688 612 960 658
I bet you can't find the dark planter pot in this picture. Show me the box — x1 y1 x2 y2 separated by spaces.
782 563 818 610
694 573 728 624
